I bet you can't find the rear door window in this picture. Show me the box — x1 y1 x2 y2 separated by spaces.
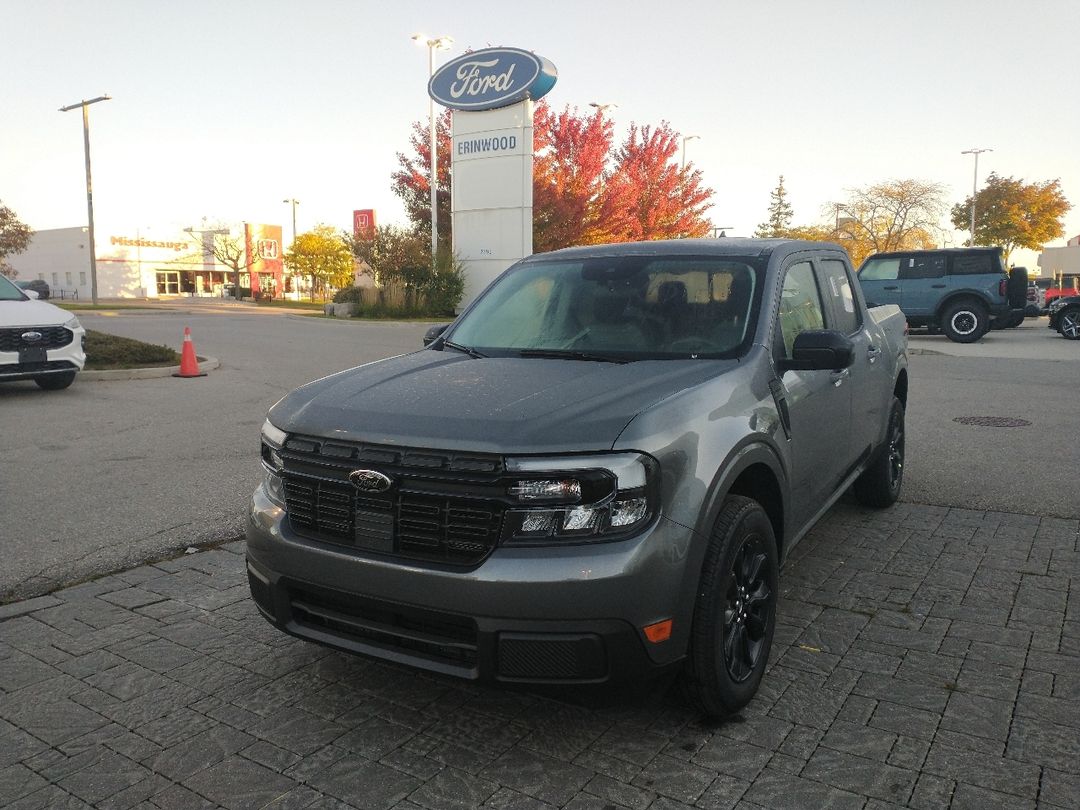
818 259 861 334
899 255 946 279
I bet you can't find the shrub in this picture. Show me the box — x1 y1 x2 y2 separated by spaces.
333 286 366 305
84 330 181 369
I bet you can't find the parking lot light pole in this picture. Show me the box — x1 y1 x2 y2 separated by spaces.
412 33 453 270
961 147 992 245
59 95 111 305
681 134 700 171
282 198 300 246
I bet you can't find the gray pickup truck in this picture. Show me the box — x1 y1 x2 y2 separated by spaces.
247 238 908 717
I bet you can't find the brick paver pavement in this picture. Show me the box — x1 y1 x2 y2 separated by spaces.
1 501 1077 809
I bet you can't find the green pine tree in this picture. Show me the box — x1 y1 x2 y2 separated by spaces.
755 175 794 237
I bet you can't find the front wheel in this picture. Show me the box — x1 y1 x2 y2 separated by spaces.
941 301 988 343
853 397 905 507
34 371 77 390
1059 308 1080 340
679 495 778 718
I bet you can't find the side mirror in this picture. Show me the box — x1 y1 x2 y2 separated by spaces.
423 323 450 347
780 329 855 371
24 289 40 300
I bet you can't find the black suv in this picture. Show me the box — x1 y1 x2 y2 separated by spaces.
857 247 1025 342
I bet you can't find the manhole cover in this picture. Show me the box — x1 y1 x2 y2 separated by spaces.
953 416 1032 428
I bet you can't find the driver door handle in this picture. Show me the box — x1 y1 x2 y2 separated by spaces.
830 369 850 387
868 346 882 364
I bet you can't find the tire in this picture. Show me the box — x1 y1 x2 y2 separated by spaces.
1060 308 1080 340
34 371 77 390
679 495 779 718
1004 311 1025 328
940 300 988 343
853 397 905 508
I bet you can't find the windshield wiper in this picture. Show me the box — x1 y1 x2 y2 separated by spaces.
441 340 487 359
517 349 630 364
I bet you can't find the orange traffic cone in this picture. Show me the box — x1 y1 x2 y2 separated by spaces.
172 326 207 378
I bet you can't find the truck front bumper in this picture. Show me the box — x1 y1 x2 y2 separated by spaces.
245 484 695 685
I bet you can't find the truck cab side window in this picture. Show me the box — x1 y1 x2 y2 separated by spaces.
819 259 861 334
776 261 825 359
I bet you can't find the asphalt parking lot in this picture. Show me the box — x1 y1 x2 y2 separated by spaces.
1 306 1078 809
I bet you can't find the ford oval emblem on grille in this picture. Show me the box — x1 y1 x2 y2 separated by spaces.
21 331 43 343
349 469 393 493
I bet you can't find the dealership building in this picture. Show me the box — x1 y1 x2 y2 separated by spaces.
8 223 286 300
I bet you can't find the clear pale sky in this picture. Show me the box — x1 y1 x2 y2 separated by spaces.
3 0 1078 270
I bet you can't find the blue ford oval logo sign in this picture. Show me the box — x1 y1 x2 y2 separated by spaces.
21 331 43 343
429 47 557 111
349 469 393 493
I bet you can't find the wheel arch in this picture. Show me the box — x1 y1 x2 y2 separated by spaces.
935 292 990 319
695 442 788 561
893 368 909 409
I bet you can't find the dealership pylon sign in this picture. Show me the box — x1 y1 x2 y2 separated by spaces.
429 47 558 307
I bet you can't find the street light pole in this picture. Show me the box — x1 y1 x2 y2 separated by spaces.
681 134 700 171
960 147 992 245
412 34 453 270
59 95 111 305
282 198 299 245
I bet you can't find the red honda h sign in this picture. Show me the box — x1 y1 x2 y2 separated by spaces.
353 209 376 240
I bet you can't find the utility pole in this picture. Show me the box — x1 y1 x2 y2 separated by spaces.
59 95 111 305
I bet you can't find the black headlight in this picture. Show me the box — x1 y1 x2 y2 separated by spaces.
260 419 287 507
501 452 659 545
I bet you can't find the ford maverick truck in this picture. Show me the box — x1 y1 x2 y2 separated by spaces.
247 238 908 717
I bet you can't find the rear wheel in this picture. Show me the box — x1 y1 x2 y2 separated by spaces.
679 495 778 718
1060 308 1080 340
34 371 77 390
941 300 988 343
853 397 905 507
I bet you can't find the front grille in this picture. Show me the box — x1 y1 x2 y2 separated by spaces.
288 583 478 670
0 326 73 352
279 437 506 566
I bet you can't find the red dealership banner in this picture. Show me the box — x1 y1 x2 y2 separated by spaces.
353 209 376 240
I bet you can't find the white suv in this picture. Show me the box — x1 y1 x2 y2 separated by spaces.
0 274 86 390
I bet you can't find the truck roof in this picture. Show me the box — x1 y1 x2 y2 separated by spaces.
529 238 848 263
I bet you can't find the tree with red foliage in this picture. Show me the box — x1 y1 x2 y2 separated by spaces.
598 123 713 241
391 104 714 252
532 102 614 252
390 109 453 251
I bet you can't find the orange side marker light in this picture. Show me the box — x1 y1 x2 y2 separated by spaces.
643 619 673 643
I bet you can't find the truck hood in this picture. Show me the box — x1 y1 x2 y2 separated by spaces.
0 299 76 328
269 349 735 454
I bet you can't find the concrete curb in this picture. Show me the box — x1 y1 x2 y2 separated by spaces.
81 355 220 381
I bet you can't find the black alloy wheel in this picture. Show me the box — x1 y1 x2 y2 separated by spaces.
723 536 773 682
853 397 906 508
680 495 779 718
1060 309 1080 340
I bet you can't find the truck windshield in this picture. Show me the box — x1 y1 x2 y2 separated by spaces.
448 256 761 359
